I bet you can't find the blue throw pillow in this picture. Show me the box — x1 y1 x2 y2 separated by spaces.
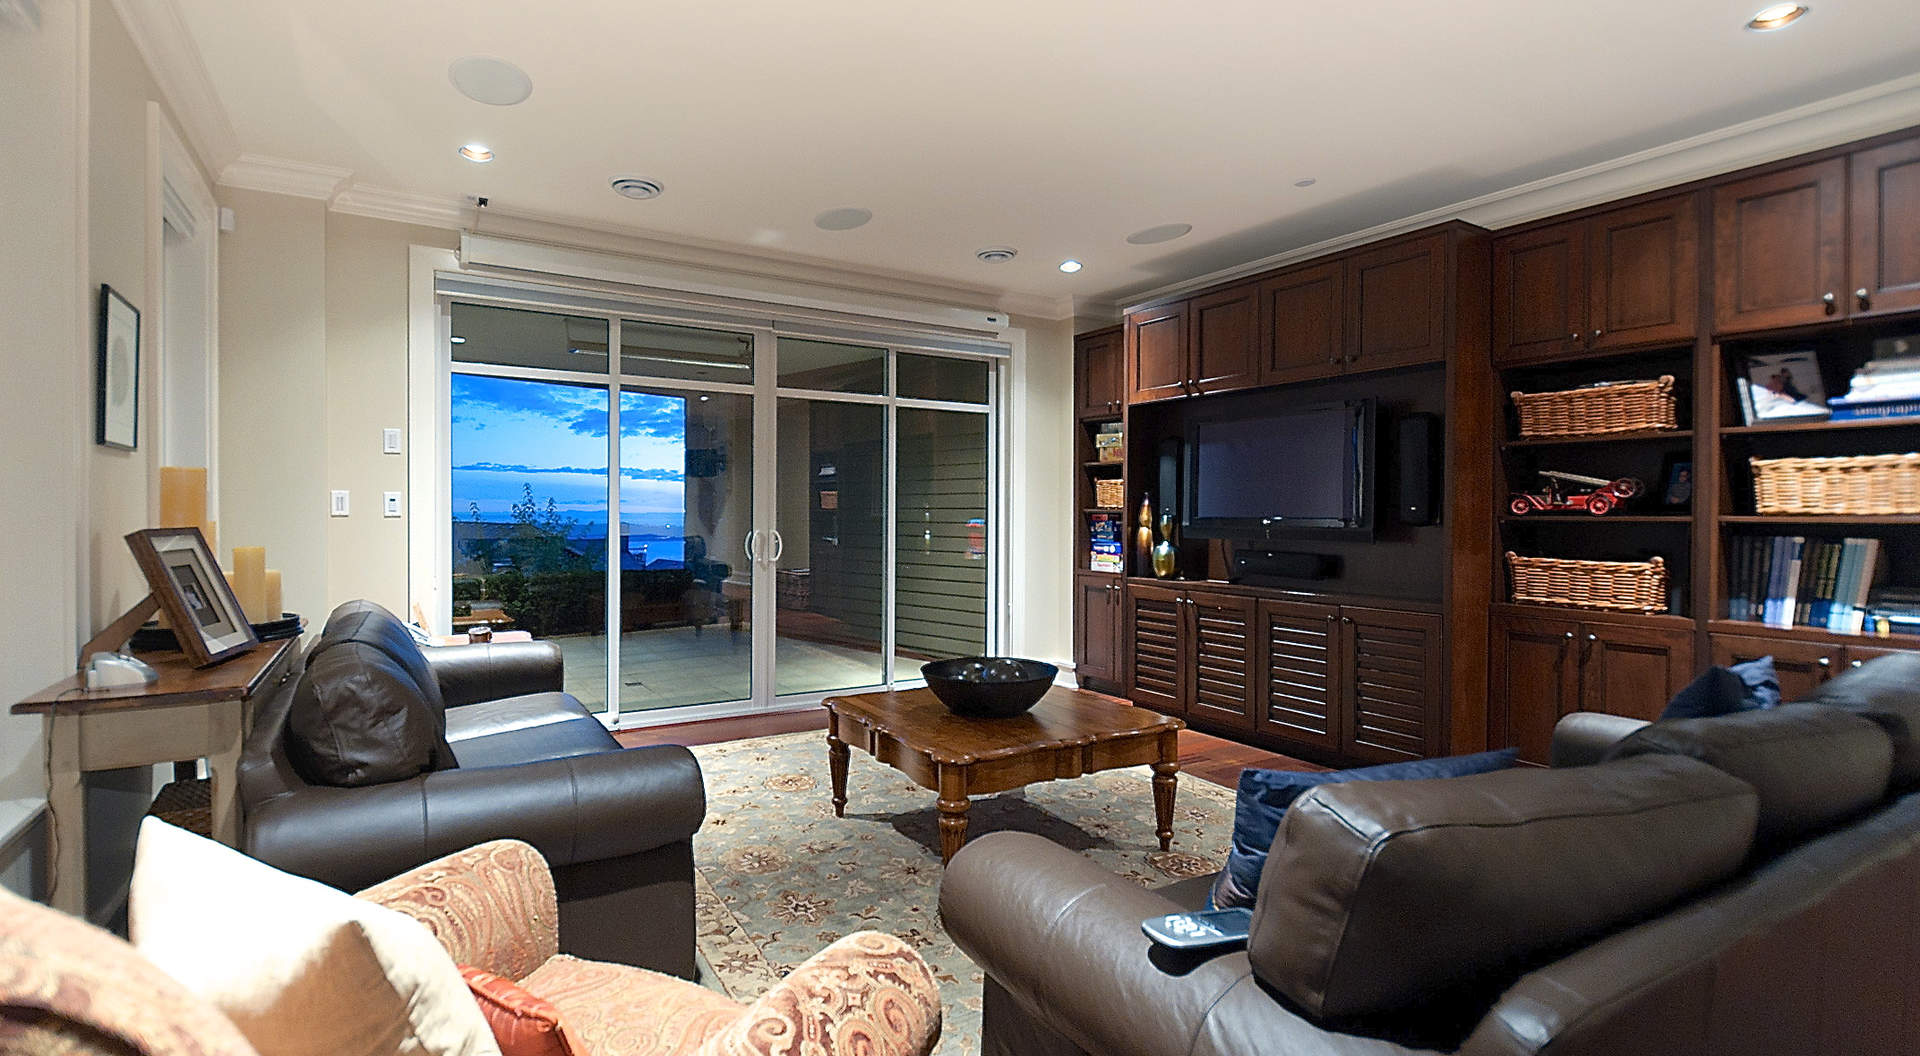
1208 748 1519 909
1659 656 1781 720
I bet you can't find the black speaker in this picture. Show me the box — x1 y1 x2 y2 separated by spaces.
1233 549 1339 584
1157 437 1182 525
1396 412 1438 526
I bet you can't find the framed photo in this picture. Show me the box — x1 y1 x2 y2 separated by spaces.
1743 350 1829 422
96 284 141 450
1659 454 1694 510
125 527 258 667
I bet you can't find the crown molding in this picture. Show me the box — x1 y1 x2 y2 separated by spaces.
108 0 237 174
216 154 351 200
330 183 472 230
1121 71 1920 311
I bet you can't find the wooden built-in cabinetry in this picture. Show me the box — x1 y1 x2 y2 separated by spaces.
1490 608 1695 765
1074 326 1124 419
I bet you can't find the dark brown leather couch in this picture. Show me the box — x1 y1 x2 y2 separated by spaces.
239 601 706 979
941 654 1920 1055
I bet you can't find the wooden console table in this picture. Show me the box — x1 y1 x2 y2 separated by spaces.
11 637 298 916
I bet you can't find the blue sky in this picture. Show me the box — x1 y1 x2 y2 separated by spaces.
452 374 687 530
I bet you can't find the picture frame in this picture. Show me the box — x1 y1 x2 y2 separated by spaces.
96 284 141 450
1659 454 1694 510
125 527 258 667
1742 350 1829 422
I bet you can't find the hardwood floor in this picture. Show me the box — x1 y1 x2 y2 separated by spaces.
614 704 1325 787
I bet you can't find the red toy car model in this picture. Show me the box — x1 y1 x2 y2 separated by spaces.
1508 470 1643 516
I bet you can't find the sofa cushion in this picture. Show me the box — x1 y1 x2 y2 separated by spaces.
320 600 457 769
129 818 501 1056
1604 703 1894 845
1247 754 1758 1022
0 881 260 1056
1659 656 1781 720
1799 651 1920 787
445 693 620 770
287 639 444 786
460 967 583 1056
1209 748 1518 909
519 955 742 1056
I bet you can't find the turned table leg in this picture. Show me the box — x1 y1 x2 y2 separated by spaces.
828 731 850 818
936 764 969 864
1152 729 1180 852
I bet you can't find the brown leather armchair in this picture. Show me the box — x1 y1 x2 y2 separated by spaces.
239 601 706 978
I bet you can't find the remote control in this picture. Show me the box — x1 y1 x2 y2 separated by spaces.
1140 907 1253 950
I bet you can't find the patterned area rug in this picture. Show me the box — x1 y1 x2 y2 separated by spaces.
688 730 1238 1056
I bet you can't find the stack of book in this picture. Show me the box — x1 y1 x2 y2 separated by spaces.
1828 353 1920 421
1089 512 1123 574
1726 536 1885 632
1866 587 1920 637
1093 423 1124 462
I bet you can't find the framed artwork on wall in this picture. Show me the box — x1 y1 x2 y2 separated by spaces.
96 284 140 450
125 527 259 667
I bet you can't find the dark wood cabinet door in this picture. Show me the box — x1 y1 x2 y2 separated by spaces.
1074 328 1124 419
1712 158 1848 334
1711 634 1841 702
1341 608 1444 763
1844 643 1919 674
1254 599 1341 754
1578 622 1695 722
1188 590 1256 731
1073 574 1121 689
1346 233 1448 372
1257 261 1345 385
1589 195 1699 350
1492 222 1586 365
1849 136 1920 319
1490 615 1581 766
1125 302 1190 404
1189 284 1261 396
1125 583 1186 715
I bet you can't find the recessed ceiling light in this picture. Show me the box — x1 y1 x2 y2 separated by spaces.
1126 223 1192 246
448 56 533 106
1294 178 1318 188
976 246 1017 264
1058 259 1084 274
450 336 466 344
458 143 493 163
1746 3 1808 30
814 207 873 231
610 177 664 200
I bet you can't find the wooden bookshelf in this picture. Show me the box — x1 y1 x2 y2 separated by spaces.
1721 417 1920 437
1505 428 1693 448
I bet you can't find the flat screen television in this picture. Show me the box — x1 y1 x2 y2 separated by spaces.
1183 399 1375 539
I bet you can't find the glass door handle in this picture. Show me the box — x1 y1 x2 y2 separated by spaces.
769 530 785 562
744 530 759 563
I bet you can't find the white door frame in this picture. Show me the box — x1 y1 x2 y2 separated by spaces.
145 102 219 524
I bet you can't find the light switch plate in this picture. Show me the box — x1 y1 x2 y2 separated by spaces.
330 490 350 517
382 428 402 454
383 492 402 517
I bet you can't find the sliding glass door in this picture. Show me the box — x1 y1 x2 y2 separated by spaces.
444 295 999 726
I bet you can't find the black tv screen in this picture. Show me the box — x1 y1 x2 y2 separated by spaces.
1184 400 1373 536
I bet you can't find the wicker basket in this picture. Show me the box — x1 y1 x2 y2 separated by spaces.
1094 478 1125 509
1507 552 1668 613
1511 376 1679 438
1751 453 1920 515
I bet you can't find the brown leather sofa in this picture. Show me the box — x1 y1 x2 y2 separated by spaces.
940 654 1920 1055
239 601 706 978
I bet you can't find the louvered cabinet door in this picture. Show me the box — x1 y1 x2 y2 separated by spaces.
1125 583 1187 716
1256 599 1341 754
1188 590 1256 731
1340 607 1445 764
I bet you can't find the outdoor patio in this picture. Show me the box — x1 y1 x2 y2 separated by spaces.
547 624 917 713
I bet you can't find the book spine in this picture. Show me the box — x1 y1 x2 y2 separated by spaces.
1728 537 1748 621
1763 537 1785 628
1828 401 1920 421
1794 539 1820 626
1751 536 1773 625
1857 539 1885 634
1810 541 1840 628
1830 540 1861 633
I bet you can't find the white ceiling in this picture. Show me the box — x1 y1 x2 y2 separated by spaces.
169 0 1920 309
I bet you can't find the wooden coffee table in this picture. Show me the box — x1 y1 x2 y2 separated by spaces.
822 685 1184 863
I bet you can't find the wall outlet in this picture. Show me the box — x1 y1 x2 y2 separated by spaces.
383 492 403 518
382 428 402 454
330 490 350 517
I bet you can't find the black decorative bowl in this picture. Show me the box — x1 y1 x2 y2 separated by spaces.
131 612 305 652
921 657 1058 718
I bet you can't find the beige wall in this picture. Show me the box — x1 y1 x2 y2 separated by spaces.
1006 314 1076 667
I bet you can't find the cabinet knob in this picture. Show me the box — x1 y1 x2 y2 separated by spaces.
1570 332 1581 343
1342 616 1353 624
1591 329 1602 340
1857 288 1871 308
1818 656 1832 667
1851 659 1864 668
1822 292 1837 313
1587 633 1598 642
1564 631 1575 640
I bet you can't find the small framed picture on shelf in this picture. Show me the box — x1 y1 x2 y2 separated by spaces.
125 527 260 667
1738 350 1829 423
1658 454 1693 510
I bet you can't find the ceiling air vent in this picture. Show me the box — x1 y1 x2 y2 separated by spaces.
610 178 665 200
975 246 1018 264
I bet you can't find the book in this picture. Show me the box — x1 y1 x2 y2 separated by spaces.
1829 540 1861 633
1727 537 1750 621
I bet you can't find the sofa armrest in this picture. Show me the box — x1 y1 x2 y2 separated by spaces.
425 640 565 709
1551 712 1652 768
246 745 705 893
702 932 942 1056
357 839 559 980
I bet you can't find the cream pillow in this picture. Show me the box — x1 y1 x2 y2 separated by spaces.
129 818 501 1056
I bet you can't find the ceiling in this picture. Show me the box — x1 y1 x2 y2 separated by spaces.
169 0 1920 309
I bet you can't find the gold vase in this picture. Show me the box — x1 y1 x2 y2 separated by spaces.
1151 512 1177 578
1136 495 1155 573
